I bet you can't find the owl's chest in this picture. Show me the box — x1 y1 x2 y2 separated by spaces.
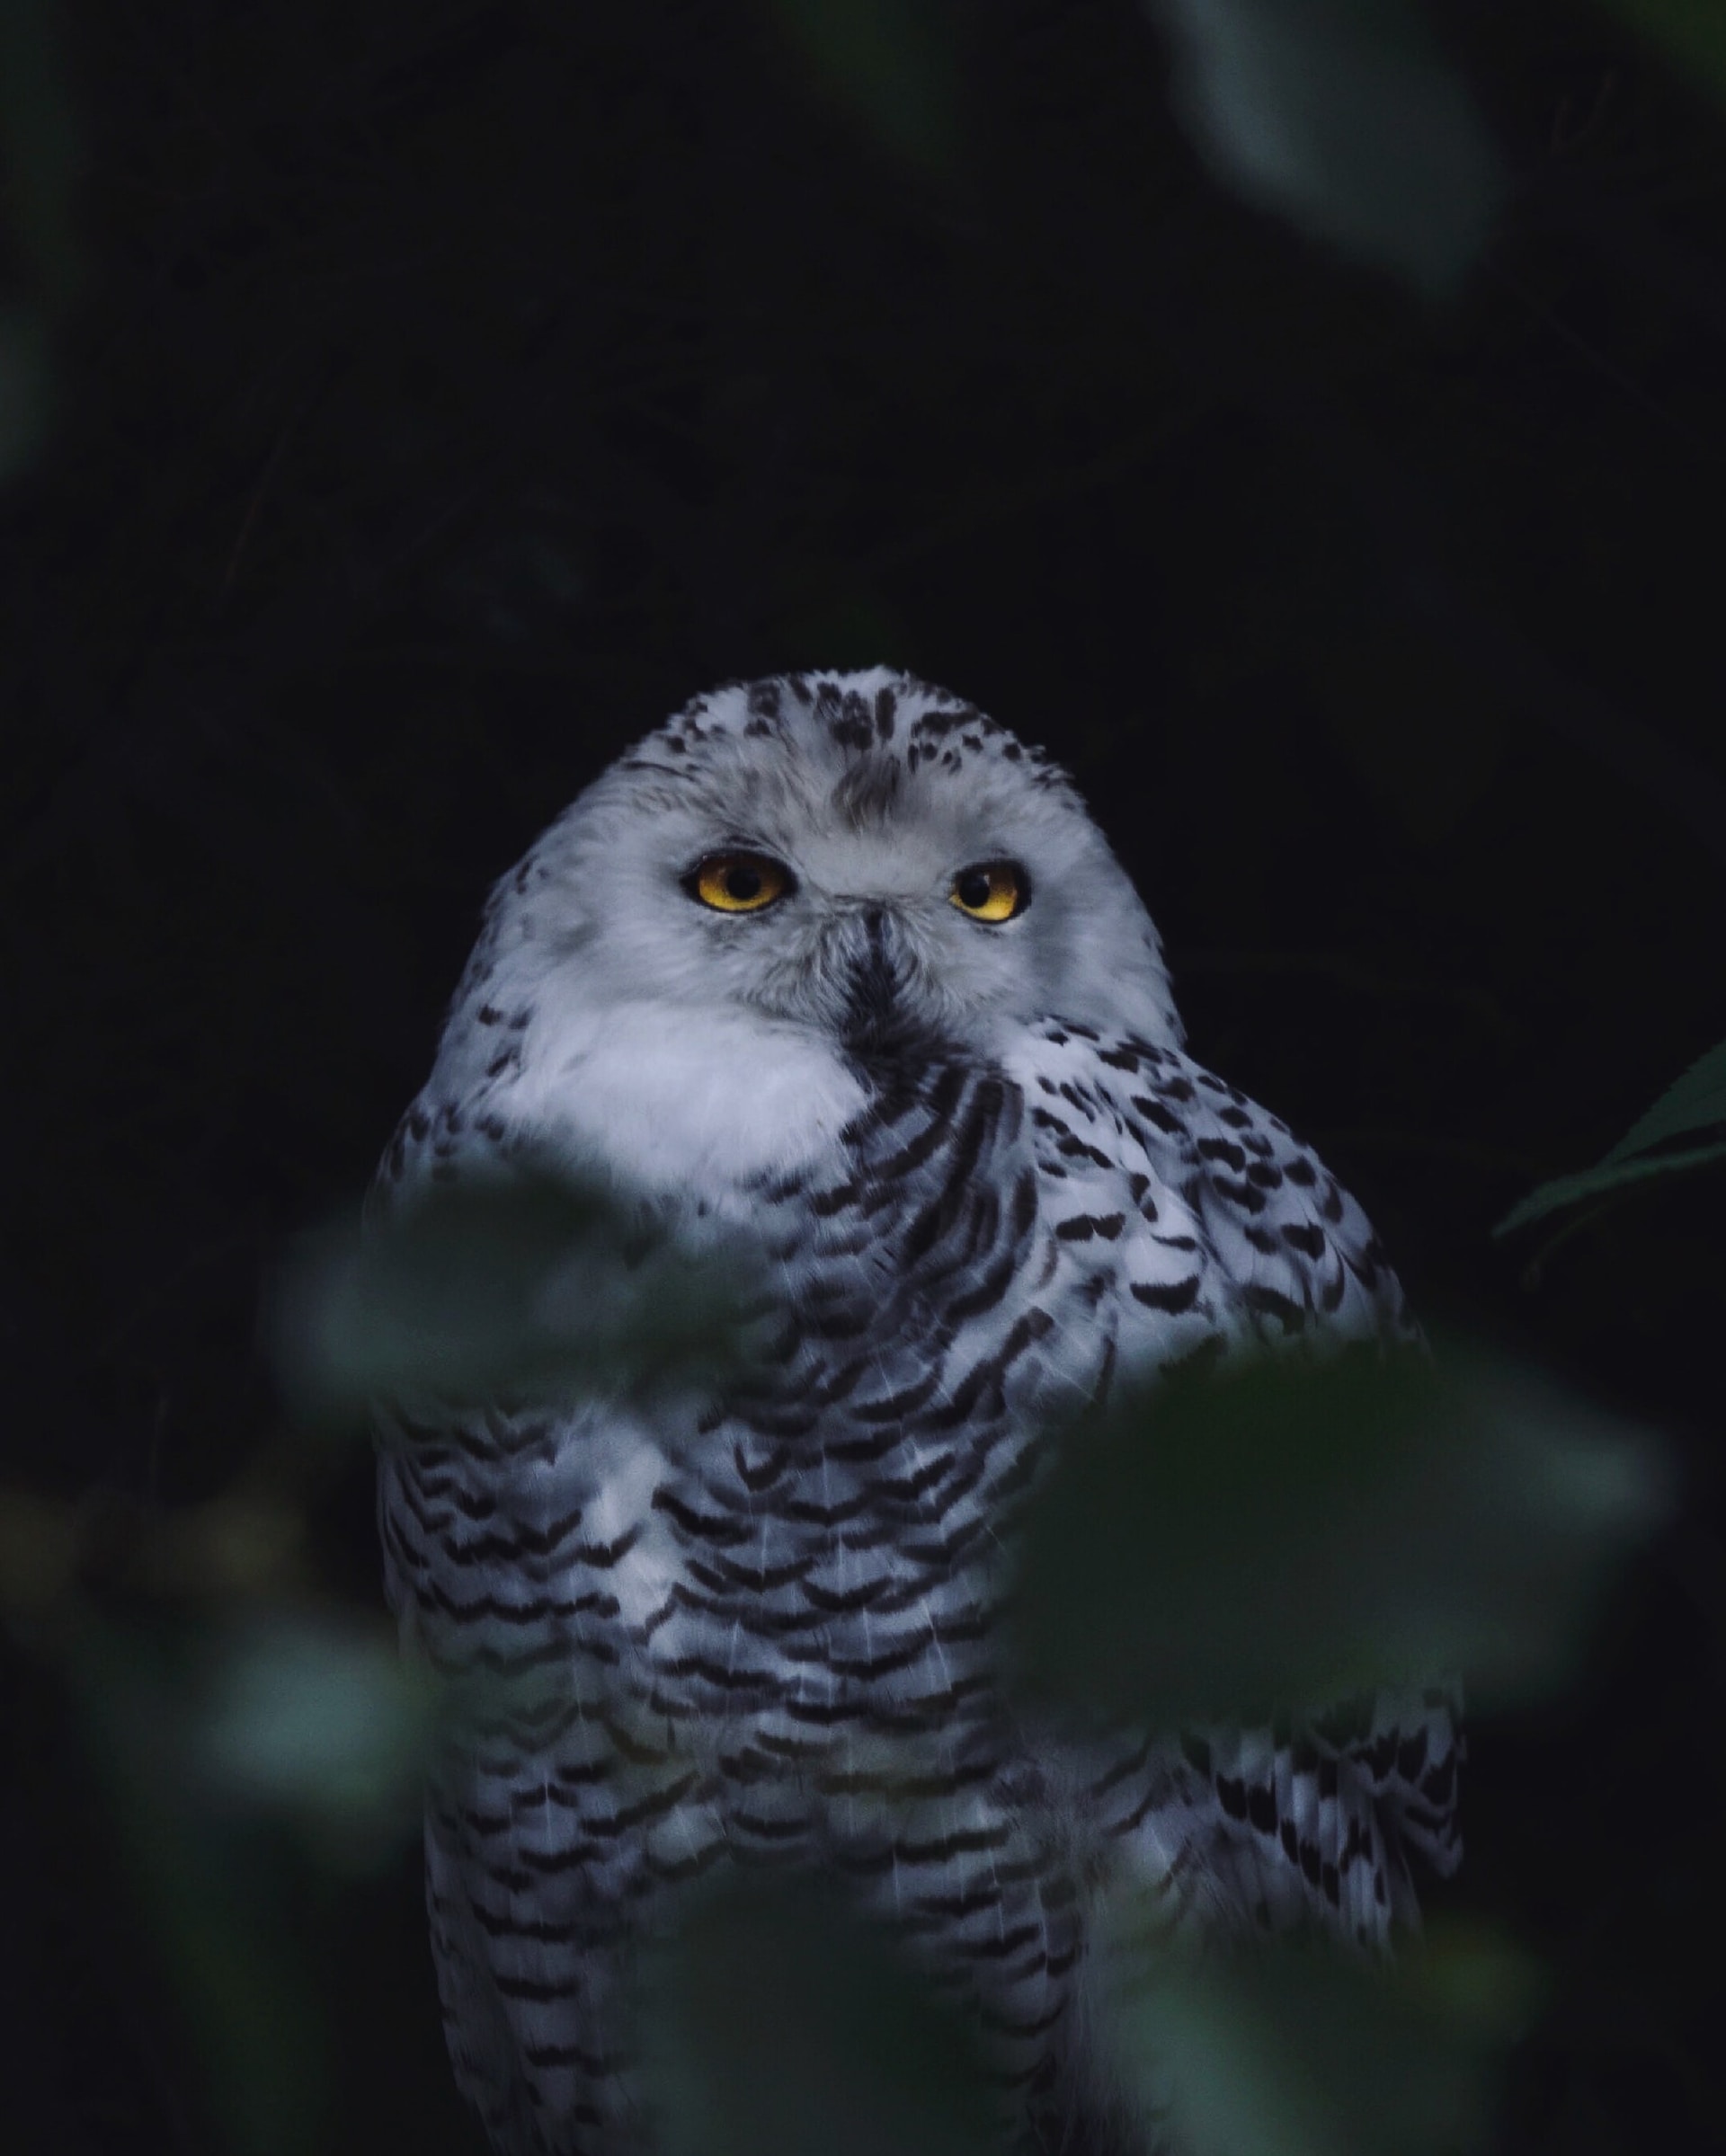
504 998 871 1201
574 1061 1096 1717
400 1041 1250 1728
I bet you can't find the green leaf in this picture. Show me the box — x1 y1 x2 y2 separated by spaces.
639 1878 997 2156
0 302 50 483
75 1627 332 2156
1603 1037 1726 1162
761 0 959 177
1494 1038 1726 1235
1100 1912 1540 2156
272 1170 751 1418
1147 0 1502 294
1007 1346 1669 1725
1600 0 1726 106
0 0 82 482
194 1615 440 1863
0 0 83 303
1494 1139 1726 1237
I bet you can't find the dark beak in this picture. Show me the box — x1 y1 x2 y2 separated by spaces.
841 905 912 1055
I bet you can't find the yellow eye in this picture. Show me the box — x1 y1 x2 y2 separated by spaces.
949 861 1028 923
686 851 793 914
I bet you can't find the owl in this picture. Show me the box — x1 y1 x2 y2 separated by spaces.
374 669 1461 2156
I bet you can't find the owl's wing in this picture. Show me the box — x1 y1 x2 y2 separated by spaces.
1008 1018 1418 1367
1007 1017 1461 1948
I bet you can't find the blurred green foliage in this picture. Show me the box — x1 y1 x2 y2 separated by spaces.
1010 1346 1669 1724
3 1300 1671 2156
1603 0 1726 104
3 0 1725 2151
193 1615 440 1859
1497 1037 1726 1236
1122 1922 1553 2156
640 1879 998 2156
1099 1912 1543 2156
275 1173 750 1420
761 0 960 178
77 1627 336 2156
1149 0 1502 291
0 297 49 476
0 0 80 477
5 1165 1675 2156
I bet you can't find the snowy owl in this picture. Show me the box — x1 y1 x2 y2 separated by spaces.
374 669 1461 2155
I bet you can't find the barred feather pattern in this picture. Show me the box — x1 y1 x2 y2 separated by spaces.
377 1013 1461 2156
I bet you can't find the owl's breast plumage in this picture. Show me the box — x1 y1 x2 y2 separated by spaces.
383 1009 1415 1753
371 670 1464 2155
376 1011 1449 2155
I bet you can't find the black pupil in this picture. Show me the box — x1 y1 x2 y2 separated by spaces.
959 869 994 910
725 864 762 901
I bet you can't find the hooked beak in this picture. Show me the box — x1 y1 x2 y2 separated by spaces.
841 904 913 1055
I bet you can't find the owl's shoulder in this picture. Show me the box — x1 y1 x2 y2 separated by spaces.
1003 1018 1417 1362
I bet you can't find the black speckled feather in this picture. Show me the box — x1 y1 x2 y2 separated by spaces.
374 670 1460 2156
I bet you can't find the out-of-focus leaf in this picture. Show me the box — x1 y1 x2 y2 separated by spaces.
0 0 81 297
1008 1346 1670 1724
1492 1139 1726 1236
194 1614 440 1860
0 1481 309 1612
1146 0 1501 292
75 1627 331 2156
273 1172 752 1417
762 0 958 176
1495 1038 1726 1234
1601 0 1726 105
1608 1037 1726 1157
639 1877 997 2156
1 0 81 482
0 302 49 482
1100 1908 1540 2156
0 1484 78 1607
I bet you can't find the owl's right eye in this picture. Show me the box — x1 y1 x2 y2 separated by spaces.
684 851 795 914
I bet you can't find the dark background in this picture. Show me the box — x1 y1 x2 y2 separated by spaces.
3 1 1724 2151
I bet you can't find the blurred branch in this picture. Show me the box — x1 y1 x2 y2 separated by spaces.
1486 259 1726 466
1517 163 1726 345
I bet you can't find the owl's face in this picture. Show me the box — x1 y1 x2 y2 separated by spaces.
489 670 1179 1069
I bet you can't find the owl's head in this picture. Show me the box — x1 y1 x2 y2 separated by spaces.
447 672 1180 1113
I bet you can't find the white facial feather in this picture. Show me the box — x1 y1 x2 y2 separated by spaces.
428 668 1180 1200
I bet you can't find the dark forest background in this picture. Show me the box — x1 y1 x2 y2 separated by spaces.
3 1 1725 2152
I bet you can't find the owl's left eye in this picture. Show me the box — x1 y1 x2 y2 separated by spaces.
950 860 1029 923
685 851 795 914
